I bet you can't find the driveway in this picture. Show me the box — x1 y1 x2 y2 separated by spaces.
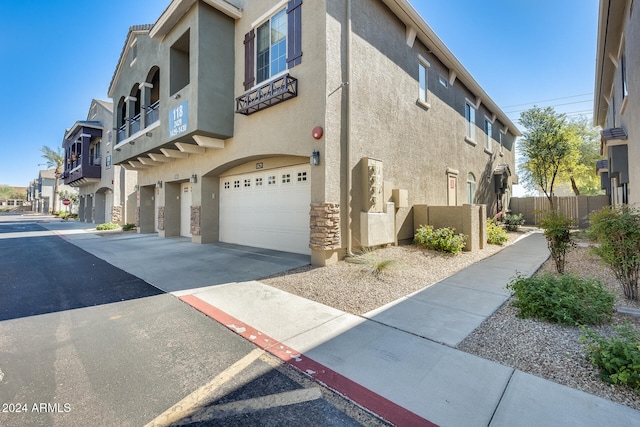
39 220 310 294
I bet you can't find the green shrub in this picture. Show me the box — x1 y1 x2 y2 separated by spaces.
539 211 576 274
96 222 119 231
588 205 640 301
506 273 615 326
581 324 640 390
487 217 508 245
414 225 466 254
122 223 136 231
502 213 525 231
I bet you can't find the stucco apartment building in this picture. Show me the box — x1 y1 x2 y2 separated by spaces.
109 0 520 265
594 0 638 206
61 99 137 224
29 169 77 214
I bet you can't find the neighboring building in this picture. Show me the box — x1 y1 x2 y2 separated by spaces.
31 169 77 214
594 0 637 206
61 99 137 224
109 0 520 265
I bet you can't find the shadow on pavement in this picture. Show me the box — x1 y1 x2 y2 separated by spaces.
0 222 163 322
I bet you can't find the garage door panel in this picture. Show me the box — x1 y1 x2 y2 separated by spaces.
220 165 310 255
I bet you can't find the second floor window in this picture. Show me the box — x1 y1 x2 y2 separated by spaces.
243 0 303 91
465 103 476 141
484 119 492 151
257 9 287 84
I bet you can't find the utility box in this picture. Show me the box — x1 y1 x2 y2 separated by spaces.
361 157 384 213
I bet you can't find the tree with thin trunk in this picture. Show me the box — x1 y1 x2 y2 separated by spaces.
518 107 574 210
40 146 64 214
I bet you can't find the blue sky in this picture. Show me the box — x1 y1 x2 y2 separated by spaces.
0 0 598 188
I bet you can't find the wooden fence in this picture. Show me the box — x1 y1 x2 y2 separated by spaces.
509 195 610 228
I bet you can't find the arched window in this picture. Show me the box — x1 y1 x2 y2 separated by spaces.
466 173 476 204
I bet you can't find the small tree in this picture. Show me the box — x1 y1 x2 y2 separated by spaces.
539 210 575 274
519 107 574 210
588 206 640 301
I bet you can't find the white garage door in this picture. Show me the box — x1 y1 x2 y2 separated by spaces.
220 164 311 254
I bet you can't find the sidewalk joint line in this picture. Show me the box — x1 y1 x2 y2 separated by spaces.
487 368 516 426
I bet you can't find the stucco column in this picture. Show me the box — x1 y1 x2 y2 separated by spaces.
124 96 137 137
139 82 153 129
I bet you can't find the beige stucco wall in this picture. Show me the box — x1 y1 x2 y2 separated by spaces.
327 0 516 247
111 0 517 264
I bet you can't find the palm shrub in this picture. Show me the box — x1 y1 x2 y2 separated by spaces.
507 273 615 326
487 217 508 245
588 205 640 301
539 210 575 274
414 225 466 254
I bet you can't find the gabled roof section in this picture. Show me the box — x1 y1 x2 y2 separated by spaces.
64 121 104 141
93 99 114 114
151 0 242 41
107 24 154 98
381 0 521 137
39 169 57 180
593 0 630 126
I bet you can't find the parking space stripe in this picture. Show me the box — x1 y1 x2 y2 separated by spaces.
144 348 265 427
187 388 323 423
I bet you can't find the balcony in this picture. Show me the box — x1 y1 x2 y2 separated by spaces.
117 124 126 143
130 113 141 135
236 74 298 115
63 155 101 187
145 100 160 126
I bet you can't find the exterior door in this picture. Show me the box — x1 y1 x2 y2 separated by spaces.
180 183 192 237
447 173 458 206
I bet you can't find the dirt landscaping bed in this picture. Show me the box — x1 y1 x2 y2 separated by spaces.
262 228 640 411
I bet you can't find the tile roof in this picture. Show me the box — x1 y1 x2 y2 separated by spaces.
601 127 628 141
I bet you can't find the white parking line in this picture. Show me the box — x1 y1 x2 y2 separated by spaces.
186 388 323 423
144 348 265 427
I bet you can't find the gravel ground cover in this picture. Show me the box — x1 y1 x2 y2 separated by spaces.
261 228 640 411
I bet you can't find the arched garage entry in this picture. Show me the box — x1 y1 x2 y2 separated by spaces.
212 157 311 255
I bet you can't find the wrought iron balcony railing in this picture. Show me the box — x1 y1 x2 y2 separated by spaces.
236 74 298 116
145 100 160 126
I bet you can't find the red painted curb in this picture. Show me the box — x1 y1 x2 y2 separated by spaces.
180 294 438 427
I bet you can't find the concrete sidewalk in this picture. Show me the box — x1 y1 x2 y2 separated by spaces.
28 218 640 426
182 233 640 427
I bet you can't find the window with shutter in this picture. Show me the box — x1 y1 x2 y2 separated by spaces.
243 29 255 90
287 0 303 68
242 1 303 89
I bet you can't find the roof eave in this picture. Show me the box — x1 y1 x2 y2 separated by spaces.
150 0 242 41
382 0 521 136
107 26 153 98
593 0 629 126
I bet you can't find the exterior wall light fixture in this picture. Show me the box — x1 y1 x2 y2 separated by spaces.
311 150 320 166
190 174 198 183
145 132 153 137
156 181 163 188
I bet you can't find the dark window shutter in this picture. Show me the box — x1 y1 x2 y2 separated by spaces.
243 29 255 90
287 0 303 68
